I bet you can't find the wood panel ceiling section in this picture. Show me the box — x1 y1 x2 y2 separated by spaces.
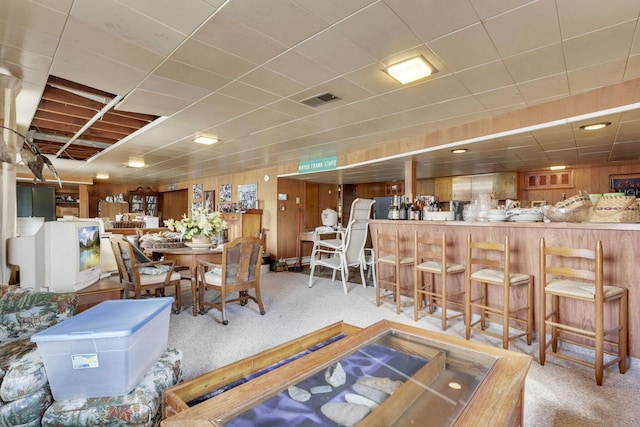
29 76 158 161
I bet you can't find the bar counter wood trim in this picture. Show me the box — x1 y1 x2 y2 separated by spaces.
369 219 640 357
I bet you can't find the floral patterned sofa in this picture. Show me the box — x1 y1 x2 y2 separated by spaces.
0 285 78 427
0 285 183 427
41 348 182 427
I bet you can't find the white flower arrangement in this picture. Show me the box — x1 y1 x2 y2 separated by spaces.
164 207 227 239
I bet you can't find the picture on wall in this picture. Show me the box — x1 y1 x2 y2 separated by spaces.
204 190 215 213
220 183 231 202
238 183 257 210
192 201 203 211
193 183 202 199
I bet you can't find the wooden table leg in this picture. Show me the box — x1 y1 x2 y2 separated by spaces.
191 268 198 317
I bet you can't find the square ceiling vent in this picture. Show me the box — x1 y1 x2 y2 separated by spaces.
300 92 340 107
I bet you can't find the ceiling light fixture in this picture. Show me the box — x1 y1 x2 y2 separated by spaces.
194 135 219 145
549 165 566 171
385 55 436 84
128 156 145 168
96 172 109 179
580 122 611 131
451 148 468 154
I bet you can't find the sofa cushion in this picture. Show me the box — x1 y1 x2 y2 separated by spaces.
41 348 183 427
0 348 48 402
0 290 78 343
0 387 52 427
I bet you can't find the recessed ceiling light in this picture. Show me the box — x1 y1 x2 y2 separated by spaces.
549 165 566 171
128 156 145 168
451 148 468 154
580 122 611 131
385 56 436 84
96 172 109 179
194 135 219 145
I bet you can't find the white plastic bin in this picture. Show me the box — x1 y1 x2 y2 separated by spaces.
31 297 173 400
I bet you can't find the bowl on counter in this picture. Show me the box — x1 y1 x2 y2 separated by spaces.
542 205 592 222
424 211 455 221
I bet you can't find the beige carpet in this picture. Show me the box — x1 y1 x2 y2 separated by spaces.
166 270 640 426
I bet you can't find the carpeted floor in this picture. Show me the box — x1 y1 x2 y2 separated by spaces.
166 270 639 426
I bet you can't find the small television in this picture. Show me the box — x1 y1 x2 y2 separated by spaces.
8 220 101 292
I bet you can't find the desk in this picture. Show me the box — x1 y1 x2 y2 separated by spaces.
298 229 342 267
76 278 124 313
152 247 222 316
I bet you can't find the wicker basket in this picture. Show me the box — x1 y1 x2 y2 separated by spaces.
554 191 592 210
588 195 639 223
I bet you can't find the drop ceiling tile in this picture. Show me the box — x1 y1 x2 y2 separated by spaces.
333 2 422 61
69 0 186 56
474 85 526 111
567 59 626 93
239 66 307 97
0 19 61 56
62 17 164 72
484 0 560 57
503 43 566 83
170 39 256 79
294 28 377 75
517 74 570 104
343 63 400 95
217 81 281 106
469 0 532 20
264 49 339 87
419 74 473 104
221 0 327 47
51 43 147 94
193 13 288 64
153 60 231 92
0 0 69 37
137 75 210 104
455 60 515 93
117 90 191 117
386 0 479 42
557 0 640 39
564 22 636 71
428 23 501 72
292 0 375 25
121 0 217 34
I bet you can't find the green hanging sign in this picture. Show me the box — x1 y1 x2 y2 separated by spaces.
298 156 337 174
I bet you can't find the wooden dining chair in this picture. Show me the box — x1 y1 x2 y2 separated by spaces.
375 229 414 314
414 231 465 329
109 235 182 313
197 237 265 325
539 238 627 385
464 234 533 349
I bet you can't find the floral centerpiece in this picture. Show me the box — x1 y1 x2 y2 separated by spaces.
164 207 227 242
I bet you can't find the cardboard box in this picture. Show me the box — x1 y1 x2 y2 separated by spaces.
31 297 173 400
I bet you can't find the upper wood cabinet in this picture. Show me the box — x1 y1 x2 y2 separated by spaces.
451 173 517 200
434 177 452 201
524 170 573 189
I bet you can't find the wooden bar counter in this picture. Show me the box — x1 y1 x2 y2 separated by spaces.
369 219 640 357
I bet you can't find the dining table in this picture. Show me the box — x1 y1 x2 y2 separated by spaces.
151 246 223 316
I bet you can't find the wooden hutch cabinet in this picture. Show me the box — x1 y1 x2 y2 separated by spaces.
221 209 263 241
128 187 158 216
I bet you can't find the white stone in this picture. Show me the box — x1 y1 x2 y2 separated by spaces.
356 376 403 395
287 385 311 402
325 362 346 387
321 402 371 426
345 393 379 409
352 383 389 404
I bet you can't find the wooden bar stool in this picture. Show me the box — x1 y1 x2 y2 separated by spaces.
464 234 533 349
413 231 465 329
375 229 414 314
539 238 627 386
